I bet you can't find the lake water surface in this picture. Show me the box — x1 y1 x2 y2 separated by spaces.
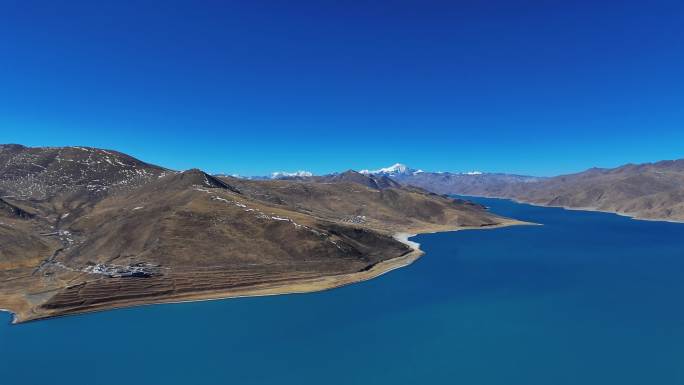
2 197 684 385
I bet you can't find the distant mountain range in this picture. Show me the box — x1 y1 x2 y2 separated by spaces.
242 157 684 221
0 144 511 323
356 160 684 222
360 163 423 176
270 170 313 179
249 163 486 180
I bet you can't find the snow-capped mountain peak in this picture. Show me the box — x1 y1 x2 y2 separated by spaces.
360 163 418 176
270 170 313 179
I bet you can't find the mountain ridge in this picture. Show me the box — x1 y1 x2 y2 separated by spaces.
360 160 684 222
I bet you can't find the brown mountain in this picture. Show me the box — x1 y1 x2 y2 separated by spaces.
491 160 684 221
392 160 684 222
0 145 518 323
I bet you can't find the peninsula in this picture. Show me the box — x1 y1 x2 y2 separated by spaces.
0 145 521 323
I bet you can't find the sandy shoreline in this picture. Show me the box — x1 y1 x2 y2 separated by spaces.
7 221 527 324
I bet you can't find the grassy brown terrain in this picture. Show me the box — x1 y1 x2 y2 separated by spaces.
0 145 519 323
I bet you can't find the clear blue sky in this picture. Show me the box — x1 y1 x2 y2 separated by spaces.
1 1 683 176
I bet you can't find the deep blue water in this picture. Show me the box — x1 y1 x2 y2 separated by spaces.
2 197 684 385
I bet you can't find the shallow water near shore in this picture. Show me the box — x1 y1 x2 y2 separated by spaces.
2 197 684 385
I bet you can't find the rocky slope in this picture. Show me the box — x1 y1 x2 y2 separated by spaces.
0 145 515 323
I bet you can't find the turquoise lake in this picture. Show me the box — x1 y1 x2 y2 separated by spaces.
2 197 684 385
